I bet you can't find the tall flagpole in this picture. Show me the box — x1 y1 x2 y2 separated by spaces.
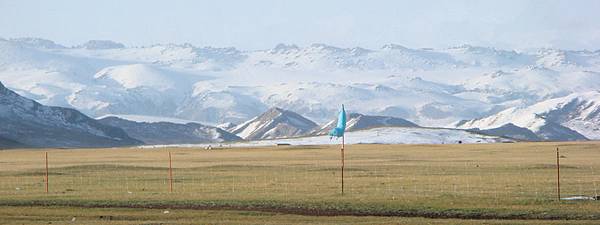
341 134 345 195
331 104 346 195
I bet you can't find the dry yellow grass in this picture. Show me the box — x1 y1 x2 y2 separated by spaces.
1 142 599 223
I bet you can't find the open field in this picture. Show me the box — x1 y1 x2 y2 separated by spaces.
1 142 600 224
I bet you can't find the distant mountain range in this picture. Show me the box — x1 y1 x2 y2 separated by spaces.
1 37 599 143
97 116 241 145
2 80 509 148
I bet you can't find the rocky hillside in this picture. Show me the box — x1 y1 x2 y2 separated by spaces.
0 81 141 148
230 107 318 140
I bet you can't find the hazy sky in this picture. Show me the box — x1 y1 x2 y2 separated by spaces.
1 0 599 50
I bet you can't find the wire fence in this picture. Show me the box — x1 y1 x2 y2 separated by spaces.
0 145 599 205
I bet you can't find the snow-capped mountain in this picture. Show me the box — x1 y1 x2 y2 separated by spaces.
97 116 241 145
456 91 600 141
1 37 600 141
314 112 418 135
0 81 141 148
535 48 600 68
230 107 318 140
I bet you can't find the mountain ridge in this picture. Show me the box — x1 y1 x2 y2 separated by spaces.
2 37 600 140
98 116 241 145
230 107 318 140
314 112 419 135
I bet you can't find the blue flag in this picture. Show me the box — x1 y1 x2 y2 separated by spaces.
328 104 346 138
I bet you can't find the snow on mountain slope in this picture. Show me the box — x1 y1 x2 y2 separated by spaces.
5 38 594 75
170 76 487 126
243 43 567 72
461 68 600 102
456 107 586 141
230 107 318 140
0 40 211 118
0 81 141 148
176 83 268 124
62 43 245 71
245 43 376 71
93 64 198 93
443 45 534 67
73 64 210 118
0 39 131 110
535 49 600 68
244 43 461 71
256 78 490 126
0 39 111 70
456 91 600 140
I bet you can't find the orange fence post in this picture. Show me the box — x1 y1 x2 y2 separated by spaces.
45 152 48 193
557 147 560 201
169 151 173 193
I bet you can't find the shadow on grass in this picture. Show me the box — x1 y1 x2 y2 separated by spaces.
1 199 598 221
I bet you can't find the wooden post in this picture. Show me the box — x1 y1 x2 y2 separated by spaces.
45 152 48 193
556 147 560 201
169 151 173 193
341 135 345 195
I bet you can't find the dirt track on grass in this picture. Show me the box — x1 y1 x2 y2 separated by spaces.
2 200 598 221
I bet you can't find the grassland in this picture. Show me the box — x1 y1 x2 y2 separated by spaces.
1 142 599 224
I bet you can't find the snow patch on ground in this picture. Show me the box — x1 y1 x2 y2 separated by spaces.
139 127 508 148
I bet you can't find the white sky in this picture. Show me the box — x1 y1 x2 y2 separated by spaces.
1 0 599 50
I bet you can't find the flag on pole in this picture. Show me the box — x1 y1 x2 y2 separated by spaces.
329 104 347 194
329 104 346 138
